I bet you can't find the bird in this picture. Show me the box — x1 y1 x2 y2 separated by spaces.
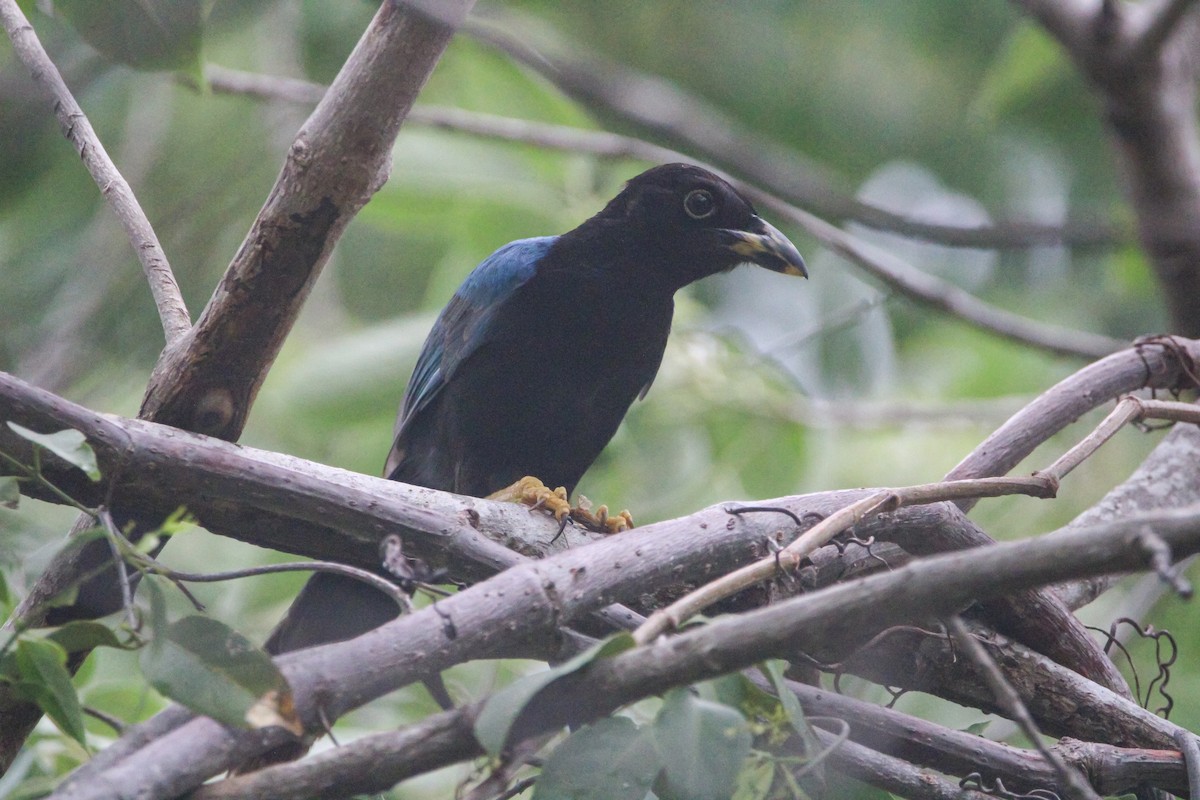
263 163 806 662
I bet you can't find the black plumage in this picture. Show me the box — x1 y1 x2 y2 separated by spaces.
265 163 806 655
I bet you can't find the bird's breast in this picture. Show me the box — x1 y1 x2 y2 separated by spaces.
447 283 673 493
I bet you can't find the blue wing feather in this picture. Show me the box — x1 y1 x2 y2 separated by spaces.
397 236 557 429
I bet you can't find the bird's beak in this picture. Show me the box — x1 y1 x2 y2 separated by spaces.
720 216 807 277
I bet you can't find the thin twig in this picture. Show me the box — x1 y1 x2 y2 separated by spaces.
1138 397 1200 423
83 705 128 735
944 616 1102 800
91 511 417 615
103 522 416 615
1136 527 1194 598
481 774 536 800
1039 395 1200 484
203 64 326 104
636 391 1200 643
0 0 190 344
97 508 137 628
155 561 414 614
795 717 851 779
945 338 1200 513
1037 395 1146 484
633 476 1054 644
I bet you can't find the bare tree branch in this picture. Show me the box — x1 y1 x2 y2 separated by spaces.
645 394 1200 656
10 339 1195 696
140 0 473 440
3 365 1194 795
0 0 477 770
780 673 1190 797
0 0 189 344
945 616 1101 800
1017 0 1200 336
52 505 1200 799
946 336 1200 499
202 665 1179 800
1052 420 1200 610
635 476 1055 644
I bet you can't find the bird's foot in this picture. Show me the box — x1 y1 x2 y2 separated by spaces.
571 495 634 534
489 476 572 522
489 477 634 533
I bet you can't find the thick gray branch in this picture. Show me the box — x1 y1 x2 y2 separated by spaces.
142 0 474 440
54 506 1200 799
197 664 1191 800
0 370 1123 697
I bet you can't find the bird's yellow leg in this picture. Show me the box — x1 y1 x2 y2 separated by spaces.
488 477 634 533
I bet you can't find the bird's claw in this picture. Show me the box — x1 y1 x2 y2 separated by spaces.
571 498 634 534
490 477 634 533
490 476 572 521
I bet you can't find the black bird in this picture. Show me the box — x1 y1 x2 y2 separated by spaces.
265 163 806 657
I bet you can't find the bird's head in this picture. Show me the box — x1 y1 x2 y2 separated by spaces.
593 163 807 290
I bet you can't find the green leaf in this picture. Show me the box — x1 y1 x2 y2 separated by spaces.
137 507 197 554
731 755 775 800
533 717 661 800
54 0 210 78
761 660 806 738
139 615 299 733
158 507 198 537
964 720 992 736
47 621 132 654
7 422 100 481
652 689 752 800
709 672 780 724
761 660 827 782
475 633 635 756
0 571 11 614
12 638 86 744
0 476 19 508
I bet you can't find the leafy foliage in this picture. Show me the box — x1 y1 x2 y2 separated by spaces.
5 638 86 745
139 614 298 732
6 424 99 482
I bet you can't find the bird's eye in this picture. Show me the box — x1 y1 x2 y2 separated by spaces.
683 189 717 220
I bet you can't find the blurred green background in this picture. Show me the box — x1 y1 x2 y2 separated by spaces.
0 1 1181 797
